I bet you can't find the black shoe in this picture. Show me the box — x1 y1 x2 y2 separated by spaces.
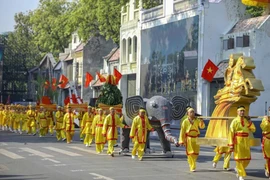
111 153 114 157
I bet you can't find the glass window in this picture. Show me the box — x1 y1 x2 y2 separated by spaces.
228 38 234 49
236 37 243 47
243 35 250 47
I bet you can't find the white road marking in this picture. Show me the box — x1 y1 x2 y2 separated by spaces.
71 169 86 172
0 143 8 146
20 147 53 158
41 158 61 163
44 147 82 156
52 164 67 167
89 173 114 180
68 146 106 156
0 149 25 159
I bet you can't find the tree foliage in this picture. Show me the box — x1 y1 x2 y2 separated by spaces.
30 0 76 56
96 83 123 106
245 6 264 17
7 12 42 69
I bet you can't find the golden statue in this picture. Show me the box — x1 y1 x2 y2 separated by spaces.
197 53 264 146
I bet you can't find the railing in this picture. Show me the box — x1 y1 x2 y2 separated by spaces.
141 4 164 22
174 0 198 13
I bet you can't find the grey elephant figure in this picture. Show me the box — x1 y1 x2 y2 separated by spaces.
123 95 188 153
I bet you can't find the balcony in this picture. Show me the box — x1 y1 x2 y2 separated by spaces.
141 4 164 22
174 0 198 13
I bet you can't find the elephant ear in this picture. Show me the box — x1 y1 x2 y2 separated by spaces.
125 96 144 120
171 96 189 120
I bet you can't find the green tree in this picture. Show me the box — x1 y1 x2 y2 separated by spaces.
6 12 42 68
246 6 264 17
30 0 76 56
96 83 123 106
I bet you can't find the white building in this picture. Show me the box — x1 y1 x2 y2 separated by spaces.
119 0 270 116
220 15 270 115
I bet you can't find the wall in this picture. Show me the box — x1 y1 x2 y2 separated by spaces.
198 0 247 115
250 19 270 116
82 35 115 102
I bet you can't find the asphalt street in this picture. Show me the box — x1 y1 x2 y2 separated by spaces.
0 129 267 180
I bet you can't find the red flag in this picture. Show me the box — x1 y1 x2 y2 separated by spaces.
114 68 122 84
51 78 57 91
58 75 69 88
71 94 78 104
201 59 219 82
84 72 93 88
64 96 70 105
44 80 50 89
96 72 106 82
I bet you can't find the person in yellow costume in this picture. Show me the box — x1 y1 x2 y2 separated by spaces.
261 116 270 178
46 110 54 136
26 105 37 135
0 105 4 130
37 106 48 137
8 105 15 132
130 108 154 161
82 106 94 147
92 108 106 153
179 107 205 172
55 106 66 141
21 107 28 133
13 106 21 134
212 146 231 170
102 107 127 157
228 106 256 180
62 105 76 144
2 105 10 131
78 109 84 141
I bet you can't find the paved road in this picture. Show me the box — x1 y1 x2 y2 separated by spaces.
0 129 266 180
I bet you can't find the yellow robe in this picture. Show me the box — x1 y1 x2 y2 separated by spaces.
37 112 47 128
261 117 270 174
55 111 64 130
92 114 106 144
26 110 36 127
102 114 125 140
62 113 75 132
130 115 153 144
228 116 256 161
82 112 94 134
179 117 205 155
0 110 4 127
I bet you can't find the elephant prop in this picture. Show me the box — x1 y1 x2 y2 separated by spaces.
121 95 189 153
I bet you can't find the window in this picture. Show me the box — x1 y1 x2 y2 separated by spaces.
223 40 228 50
228 38 234 49
236 37 243 47
243 35 250 47
73 36 77 43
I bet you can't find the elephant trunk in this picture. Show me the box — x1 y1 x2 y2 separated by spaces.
160 119 178 145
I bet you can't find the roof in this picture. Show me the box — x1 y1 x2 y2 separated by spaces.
91 74 107 87
39 53 57 67
108 48 120 62
228 15 270 34
103 47 119 60
75 42 84 52
53 61 62 71
214 60 228 79
28 66 39 73
64 53 73 61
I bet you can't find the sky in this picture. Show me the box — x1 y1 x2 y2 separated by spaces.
0 0 39 34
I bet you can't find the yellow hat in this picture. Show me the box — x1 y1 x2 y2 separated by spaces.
109 107 114 110
237 106 245 111
88 106 92 109
139 107 146 113
187 108 195 113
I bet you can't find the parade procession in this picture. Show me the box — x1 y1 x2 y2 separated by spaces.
1 0 270 180
0 52 269 180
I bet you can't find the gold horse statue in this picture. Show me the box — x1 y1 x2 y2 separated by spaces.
197 53 264 146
